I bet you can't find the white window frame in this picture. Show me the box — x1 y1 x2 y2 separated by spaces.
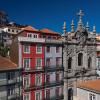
56 46 60 53
36 45 42 54
36 58 42 69
23 58 30 70
88 92 96 100
35 91 42 100
23 75 30 88
23 93 30 100
23 44 30 53
35 74 42 86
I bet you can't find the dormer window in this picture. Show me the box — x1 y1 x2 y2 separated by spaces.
12 30 14 32
27 33 38 38
34 34 38 38
8 29 10 32
27 33 32 37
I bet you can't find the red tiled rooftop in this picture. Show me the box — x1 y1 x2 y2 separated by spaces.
77 80 100 93
40 28 60 35
0 56 17 71
22 26 38 32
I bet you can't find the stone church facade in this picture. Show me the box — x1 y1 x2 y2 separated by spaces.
63 10 97 100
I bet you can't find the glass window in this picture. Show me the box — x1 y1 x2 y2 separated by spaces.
23 58 30 69
12 30 14 32
23 45 30 53
56 57 61 66
56 46 60 53
56 72 59 82
78 53 83 66
46 74 50 84
8 72 15 80
46 58 50 67
24 93 30 100
68 57 72 69
46 89 50 99
36 45 42 53
24 75 30 88
89 93 96 100
46 46 50 53
8 29 10 32
35 74 41 86
8 87 15 96
35 91 41 100
27 34 32 37
36 58 42 69
88 57 92 69
56 87 59 96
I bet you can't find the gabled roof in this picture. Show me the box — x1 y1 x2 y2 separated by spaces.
77 80 100 93
0 56 18 71
40 28 60 35
22 26 38 32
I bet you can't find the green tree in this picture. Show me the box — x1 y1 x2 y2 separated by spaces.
0 42 9 57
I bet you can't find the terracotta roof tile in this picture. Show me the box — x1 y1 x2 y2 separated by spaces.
22 26 38 32
77 80 100 93
40 28 60 35
0 56 18 71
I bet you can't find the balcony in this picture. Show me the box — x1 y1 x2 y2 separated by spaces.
23 67 44 73
24 81 63 92
44 95 64 100
45 65 64 72
0 79 7 86
24 84 44 92
8 93 20 100
18 37 45 43
8 79 16 84
23 66 63 73
44 81 63 88
46 39 62 44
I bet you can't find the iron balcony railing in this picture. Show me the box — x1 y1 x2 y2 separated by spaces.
0 93 22 100
45 39 62 44
0 78 22 86
24 80 63 92
23 65 64 73
23 67 44 73
44 80 63 88
44 95 64 100
44 65 64 72
8 93 19 100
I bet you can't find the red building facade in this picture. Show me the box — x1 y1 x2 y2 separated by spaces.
10 26 63 100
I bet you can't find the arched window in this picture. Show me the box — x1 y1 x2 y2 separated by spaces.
88 57 92 69
68 57 72 69
68 88 73 100
78 53 83 66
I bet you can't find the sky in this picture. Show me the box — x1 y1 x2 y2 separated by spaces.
0 0 100 34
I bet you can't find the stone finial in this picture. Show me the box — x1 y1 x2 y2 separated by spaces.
71 20 75 32
86 22 89 31
77 10 84 31
63 21 67 35
93 26 96 33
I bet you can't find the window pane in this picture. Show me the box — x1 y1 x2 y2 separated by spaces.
47 46 50 53
23 45 30 53
36 58 42 68
24 59 30 69
37 45 42 53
